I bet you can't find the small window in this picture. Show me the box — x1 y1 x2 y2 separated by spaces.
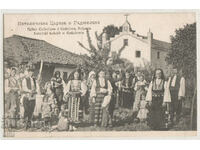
157 51 160 59
124 39 128 46
136 51 141 58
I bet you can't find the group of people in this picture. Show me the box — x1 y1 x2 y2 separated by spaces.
4 65 185 131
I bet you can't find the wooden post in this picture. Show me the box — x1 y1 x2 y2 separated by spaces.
190 84 197 130
38 60 43 81
37 60 44 95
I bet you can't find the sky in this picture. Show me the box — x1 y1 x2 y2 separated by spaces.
4 13 196 54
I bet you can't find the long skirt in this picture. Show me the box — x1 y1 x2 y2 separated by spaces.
33 94 44 117
122 91 134 109
67 96 83 123
101 104 110 127
54 88 63 110
89 97 95 124
147 96 165 130
133 90 143 112
94 94 104 125
5 91 19 128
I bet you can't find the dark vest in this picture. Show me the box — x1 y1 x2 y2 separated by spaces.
26 77 36 90
169 75 181 91
152 79 165 97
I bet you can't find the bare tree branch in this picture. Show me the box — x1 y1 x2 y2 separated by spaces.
77 41 91 53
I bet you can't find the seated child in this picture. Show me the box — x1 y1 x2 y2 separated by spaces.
57 104 69 131
136 93 149 122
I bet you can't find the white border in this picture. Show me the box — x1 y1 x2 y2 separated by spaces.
0 9 199 139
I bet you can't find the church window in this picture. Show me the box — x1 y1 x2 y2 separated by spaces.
157 51 160 59
136 51 141 58
124 39 128 46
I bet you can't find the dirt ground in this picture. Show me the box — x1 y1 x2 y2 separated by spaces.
5 105 193 133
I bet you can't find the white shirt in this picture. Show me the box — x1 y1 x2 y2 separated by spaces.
171 75 177 87
146 80 171 103
168 76 186 98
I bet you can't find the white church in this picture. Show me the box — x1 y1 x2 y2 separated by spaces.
102 16 171 74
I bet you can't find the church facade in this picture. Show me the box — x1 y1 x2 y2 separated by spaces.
103 18 171 75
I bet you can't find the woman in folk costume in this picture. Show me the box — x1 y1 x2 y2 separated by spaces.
146 68 171 130
87 71 96 124
4 67 20 128
64 70 87 126
121 71 136 109
81 71 90 117
108 71 118 127
133 73 148 113
90 70 113 127
51 71 64 111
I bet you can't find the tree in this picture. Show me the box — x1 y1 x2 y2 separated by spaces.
166 22 196 130
78 25 126 72
166 23 196 80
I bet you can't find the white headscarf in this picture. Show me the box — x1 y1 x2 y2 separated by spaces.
88 71 96 80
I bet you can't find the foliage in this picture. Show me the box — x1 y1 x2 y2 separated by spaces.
166 23 196 80
102 25 120 40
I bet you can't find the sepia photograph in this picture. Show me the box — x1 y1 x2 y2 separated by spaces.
2 12 197 138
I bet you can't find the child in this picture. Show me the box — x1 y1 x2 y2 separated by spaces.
41 82 55 130
133 73 148 113
41 97 52 130
57 104 69 131
136 93 149 122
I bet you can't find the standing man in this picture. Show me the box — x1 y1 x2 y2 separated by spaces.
22 68 37 129
168 67 185 123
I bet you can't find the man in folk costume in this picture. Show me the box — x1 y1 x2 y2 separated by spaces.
21 68 37 129
168 67 185 123
90 70 113 127
5 67 20 128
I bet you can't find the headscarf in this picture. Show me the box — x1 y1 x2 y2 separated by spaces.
88 71 96 80
87 71 96 88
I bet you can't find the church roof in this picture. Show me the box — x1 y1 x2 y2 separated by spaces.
152 39 171 51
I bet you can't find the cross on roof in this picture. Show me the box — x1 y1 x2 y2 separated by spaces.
124 14 129 21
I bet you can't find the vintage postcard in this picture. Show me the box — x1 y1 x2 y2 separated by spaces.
1 11 198 138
